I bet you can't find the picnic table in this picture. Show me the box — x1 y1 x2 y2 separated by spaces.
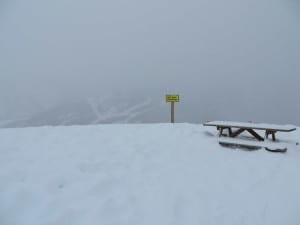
203 121 296 141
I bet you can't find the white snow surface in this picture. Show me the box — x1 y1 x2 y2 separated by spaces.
1 123 300 225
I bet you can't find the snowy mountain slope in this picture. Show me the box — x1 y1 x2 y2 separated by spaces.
86 97 154 124
1 96 159 128
0 124 300 225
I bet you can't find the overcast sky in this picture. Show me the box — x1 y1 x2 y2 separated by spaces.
0 0 300 124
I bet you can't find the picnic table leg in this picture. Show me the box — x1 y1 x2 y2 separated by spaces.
217 126 223 137
265 130 269 139
230 128 246 138
218 127 232 137
247 129 264 141
228 127 232 136
272 132 276 141
265 130 277 141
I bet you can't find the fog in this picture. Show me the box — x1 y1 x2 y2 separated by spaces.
0 0 300 125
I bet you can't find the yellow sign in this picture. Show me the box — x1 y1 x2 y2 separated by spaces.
166 95 180 102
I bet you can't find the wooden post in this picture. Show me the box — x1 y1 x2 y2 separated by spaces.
165 95 179 123
171 102 175 123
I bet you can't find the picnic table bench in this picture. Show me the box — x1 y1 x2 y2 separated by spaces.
218 137 288 152
203 121 296 141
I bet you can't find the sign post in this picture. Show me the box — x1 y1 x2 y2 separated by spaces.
166 95 179 123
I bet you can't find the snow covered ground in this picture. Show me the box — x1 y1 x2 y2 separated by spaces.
0 123 300 225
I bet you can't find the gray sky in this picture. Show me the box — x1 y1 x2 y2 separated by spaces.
0 0 300 124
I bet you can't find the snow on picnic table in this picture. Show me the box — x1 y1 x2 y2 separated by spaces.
204 121 297 131
0 123 300 225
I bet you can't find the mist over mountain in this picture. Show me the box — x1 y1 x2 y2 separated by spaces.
0 94 166 128
1 89 300 128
